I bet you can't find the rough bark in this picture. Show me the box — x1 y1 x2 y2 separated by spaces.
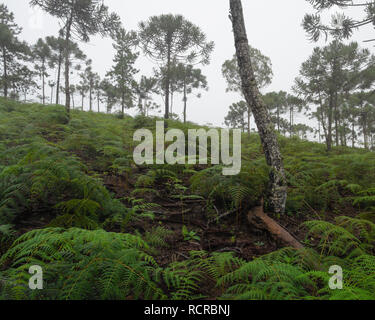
229 0 287 214
247 202 304 250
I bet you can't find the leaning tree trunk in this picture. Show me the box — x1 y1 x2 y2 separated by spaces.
229 0 287 214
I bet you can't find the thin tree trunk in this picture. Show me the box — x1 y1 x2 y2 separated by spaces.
334 92 339 147
64 11 74 115
229 0 287 214
121 90 125 119
89 85 92 112
247 107 251 135
352 122 355 148
56 52 62 105
363 116 368 150
183 81 187 124
2 46 8 98
318 119 321 143
71 92 75 109
97 92 100 113
42 62 46 105
164 45 171 120
290 107 294 137
327 94 334 151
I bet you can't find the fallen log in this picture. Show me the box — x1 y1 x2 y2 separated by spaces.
247 201 304 250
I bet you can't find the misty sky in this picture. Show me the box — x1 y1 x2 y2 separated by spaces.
3 0 374 128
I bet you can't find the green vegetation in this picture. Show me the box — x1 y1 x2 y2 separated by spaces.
0 99 374 300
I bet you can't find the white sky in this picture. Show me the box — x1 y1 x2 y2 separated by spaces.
3 0 374 128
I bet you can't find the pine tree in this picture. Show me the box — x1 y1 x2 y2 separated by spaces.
135 76 159 116
224 101 248 132
33 38 51 105
107 28 139 118
0 4 30 98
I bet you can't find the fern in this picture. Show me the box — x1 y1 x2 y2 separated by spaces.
0 228 165 300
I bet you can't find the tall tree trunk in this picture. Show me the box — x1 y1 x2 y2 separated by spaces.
97 92 100 113
89 85 92 112
183 81 187 124
2 47 8 98
229 0 287 214
64 11 74 115
334 92 339 147
289 107 294 137
42 62 45 105
363 115 368 150
352 122 355 148
247 107 251 135
318 118 321 143
71 92 75 109
327 94 334 151
56 51 62 105
164 44 171 120
121 90 125 119
170 89 174 115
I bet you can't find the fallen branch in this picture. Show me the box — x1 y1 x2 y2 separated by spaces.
207 209 238 227
247 202 304 250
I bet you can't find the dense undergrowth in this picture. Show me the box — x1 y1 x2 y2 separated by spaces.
0 98 374 300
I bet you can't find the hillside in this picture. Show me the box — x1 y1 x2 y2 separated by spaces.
0 98 375 300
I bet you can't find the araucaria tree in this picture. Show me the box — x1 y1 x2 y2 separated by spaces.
295 41 374 151
107 28 139 118
229 0 287 214
138 14 214 119
0 4 30 99
303 0 375 41
30 0 120 115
